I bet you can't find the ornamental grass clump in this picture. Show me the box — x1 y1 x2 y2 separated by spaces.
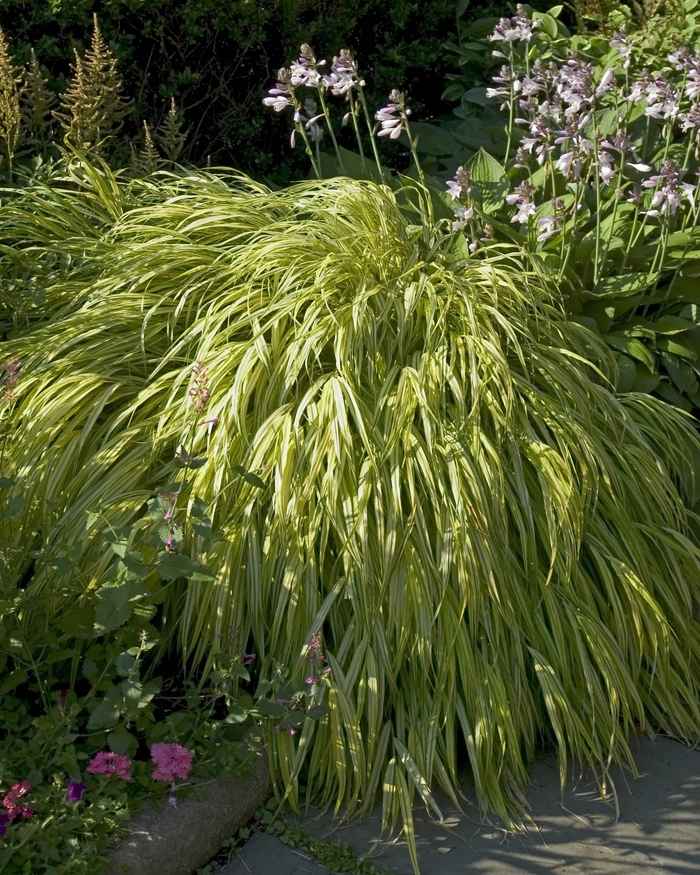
2 164 700 872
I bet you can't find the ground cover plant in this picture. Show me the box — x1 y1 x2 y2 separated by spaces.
2 157 700 874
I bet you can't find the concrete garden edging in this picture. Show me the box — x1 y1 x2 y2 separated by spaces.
106 752 269 875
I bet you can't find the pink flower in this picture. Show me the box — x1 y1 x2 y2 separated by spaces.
2 781 33 820
87 752 133 781
150 743 193 782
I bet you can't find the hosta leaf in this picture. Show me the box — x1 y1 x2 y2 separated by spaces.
656 336 697 360
614 354 637 392
659 351 698 394
605 333 655 369
652 315 697 335
592 273 652 298
631 362 660 393
466 148 508 214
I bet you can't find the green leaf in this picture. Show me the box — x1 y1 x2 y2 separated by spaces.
656 336 697 360
532 11 558 36
631 362 660 393
592 274 652 298
231 466 266 489
282 711 306 728
190 496 208 518
307 704 330 720
157 552 217 581
605 333 656 369
108 729 138 756
230 662 250 681
407 122 462 156
255 698 287 718
614 354 637 393
653 316 697 335
88 697 120 728
225 704 249 723
0 477 16 489
660 351 698 393
1 496 27 518
466 148 508 214
0 669 28 696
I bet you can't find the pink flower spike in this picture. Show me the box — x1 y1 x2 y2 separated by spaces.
150 743 194 782
87 751 133 781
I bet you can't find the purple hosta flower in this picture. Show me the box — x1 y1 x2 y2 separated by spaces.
598 150 616 186
627 184 643 205
323 49 364 97
263 75 293 113
189 362 210 412
486 65 520 107
66 778 86 803
595 68 616 98
629 69 651 103
611 28 632 69
686 69 700 103
375 90 410 139
644 72 680 120
295 98 324 143
289 45 325 89
452 204 475 231
151 743 194 782
506 181 536 224
489 4 542 42
537 199 566 242
555 58 595 117
87 752 132 781
514 147 530 169
681 104 700 132
602 131 633 154
446 166 471 201
521 112 557 165
642 160 695 216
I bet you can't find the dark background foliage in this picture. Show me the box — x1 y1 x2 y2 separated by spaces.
0 0 559 183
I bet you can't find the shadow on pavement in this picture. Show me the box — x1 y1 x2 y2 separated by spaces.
297 735 700 874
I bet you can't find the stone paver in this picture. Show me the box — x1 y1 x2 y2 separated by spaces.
292 735 700 874
222 831 334 874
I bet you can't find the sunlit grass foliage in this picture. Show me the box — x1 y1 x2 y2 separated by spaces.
2 162 700 870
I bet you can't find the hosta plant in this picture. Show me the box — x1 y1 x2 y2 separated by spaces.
433 4 700 412
1 162 700 872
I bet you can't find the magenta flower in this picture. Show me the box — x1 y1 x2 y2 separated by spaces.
2 781 32 820
87 752 133 781
150 743 193 782
66 778 87 803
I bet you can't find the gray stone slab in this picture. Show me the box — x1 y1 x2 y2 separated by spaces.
222 831 334 875
107 752 269 875
295 735 700 874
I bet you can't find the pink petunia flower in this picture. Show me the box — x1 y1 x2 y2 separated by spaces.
87 752 133 781
150 743 194 782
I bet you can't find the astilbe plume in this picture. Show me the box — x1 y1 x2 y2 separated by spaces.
21 49 54 147
55 14 128 154
0 26 22 180
158 97 187 162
